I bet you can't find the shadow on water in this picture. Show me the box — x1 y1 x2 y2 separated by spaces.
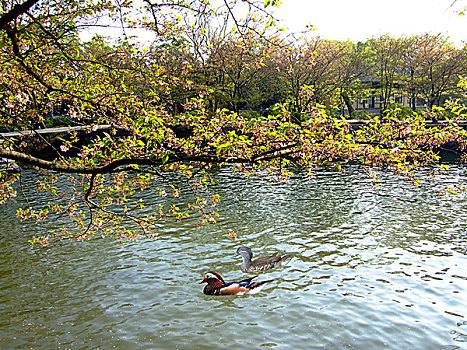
0 164 466 349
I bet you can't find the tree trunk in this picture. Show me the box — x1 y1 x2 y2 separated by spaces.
341 91 355 118
411 92 416 111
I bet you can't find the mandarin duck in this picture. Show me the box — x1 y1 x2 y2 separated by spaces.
200 272 274 295
235 246 295 273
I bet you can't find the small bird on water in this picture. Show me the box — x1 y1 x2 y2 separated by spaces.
235 246 295 273
200 272 274 295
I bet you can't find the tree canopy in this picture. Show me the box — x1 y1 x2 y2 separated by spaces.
1 0 467 245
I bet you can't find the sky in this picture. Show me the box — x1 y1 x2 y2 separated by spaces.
79 0 467 46
274 0 467 46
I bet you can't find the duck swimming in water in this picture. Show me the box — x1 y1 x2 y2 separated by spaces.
235 246 295 273
200 272 274 295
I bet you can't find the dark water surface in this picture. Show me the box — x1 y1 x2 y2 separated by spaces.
1 166 466 349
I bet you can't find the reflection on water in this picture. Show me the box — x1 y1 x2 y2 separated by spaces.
0 165 466 349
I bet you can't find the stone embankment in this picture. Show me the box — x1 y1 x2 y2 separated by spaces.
0 125 118 160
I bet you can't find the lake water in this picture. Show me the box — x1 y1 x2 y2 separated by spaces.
1 165 466 349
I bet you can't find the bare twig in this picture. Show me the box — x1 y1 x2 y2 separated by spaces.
83 172 151 236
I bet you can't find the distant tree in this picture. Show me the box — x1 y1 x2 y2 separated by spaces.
302 38 347 109
307 39 369 117
201 32 273 112
366 35 404 112
274 39 317 119
403 34 466 111
338 42 373 117
398 36 421 111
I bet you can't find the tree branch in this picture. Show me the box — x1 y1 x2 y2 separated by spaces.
83 172 152 236
0 0 40 30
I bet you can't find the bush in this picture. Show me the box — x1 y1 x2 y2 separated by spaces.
382 103 415 120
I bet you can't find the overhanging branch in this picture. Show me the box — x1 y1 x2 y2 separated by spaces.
0 143 308 175
0 0 40 30
0 148 164 174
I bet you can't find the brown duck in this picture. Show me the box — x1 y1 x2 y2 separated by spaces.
235 246 295 273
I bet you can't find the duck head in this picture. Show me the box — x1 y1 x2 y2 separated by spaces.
235 246 253 262
199 271 226 285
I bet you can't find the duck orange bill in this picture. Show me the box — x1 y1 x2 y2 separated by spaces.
199 278 207 284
